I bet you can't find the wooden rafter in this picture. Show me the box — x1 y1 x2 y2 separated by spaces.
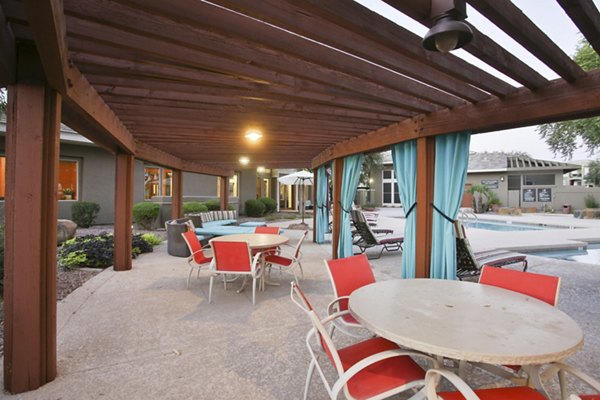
467 0 586 82
312 70 600 167
557 0 600 57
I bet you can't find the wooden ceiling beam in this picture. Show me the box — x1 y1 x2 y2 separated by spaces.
21 0 69 92
207 0 490 103
467 0 586 82
84 74 416 116
312 70 600 167
557 0 600 57
383 0 550 90
0 3 16 85
67 30 434 115
76 0 460 108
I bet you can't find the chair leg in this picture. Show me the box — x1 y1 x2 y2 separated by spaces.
298 261 304 280
187 267 194 289
209 275 214 304
303 359 316 400
252 276 257 305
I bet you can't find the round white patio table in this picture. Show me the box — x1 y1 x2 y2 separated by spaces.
210 233 289 249
349 279 584 365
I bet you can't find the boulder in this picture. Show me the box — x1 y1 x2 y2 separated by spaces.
57 219 78 244
581 208 600 219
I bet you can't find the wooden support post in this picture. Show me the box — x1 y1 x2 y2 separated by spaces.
415 136 436 278
171 169 182 220
4 83 60 393
312 169 318 243
114 153 134 271
331 158 344 259
219 176 229 210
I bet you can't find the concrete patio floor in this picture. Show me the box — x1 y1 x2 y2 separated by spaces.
2 211 599 399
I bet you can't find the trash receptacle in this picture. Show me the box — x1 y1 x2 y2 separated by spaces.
563 204 571 214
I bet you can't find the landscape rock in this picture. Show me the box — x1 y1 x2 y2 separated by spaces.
57 219 78 244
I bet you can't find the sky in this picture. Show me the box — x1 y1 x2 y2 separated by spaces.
357 0 600 162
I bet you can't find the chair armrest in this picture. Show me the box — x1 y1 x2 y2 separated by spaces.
326 296 350 316
371 228 393 234
544 362 600 397
332 350 439 399
425 369 480 400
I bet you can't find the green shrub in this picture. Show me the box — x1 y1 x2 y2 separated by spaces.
227 204 236 211
258 197 276 213
245 199 266 217
71 201 101 228
204 199 221 211
58 233 154 269
133 202 160 229
141 233 162 246
183 201 208 214
585 194 600 208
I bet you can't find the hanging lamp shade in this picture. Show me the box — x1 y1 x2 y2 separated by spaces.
422 0 473 53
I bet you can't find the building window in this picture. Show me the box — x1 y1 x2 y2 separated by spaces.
0 157 79 201
523 174 555 186
381 169 401 206
217 174 239 198
144 166 172 200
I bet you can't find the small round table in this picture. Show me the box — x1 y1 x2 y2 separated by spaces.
349 279 584 365
209 233 289 249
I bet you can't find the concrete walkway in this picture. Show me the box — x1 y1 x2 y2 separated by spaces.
2 212 599 399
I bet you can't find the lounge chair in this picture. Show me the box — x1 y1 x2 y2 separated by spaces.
350 210 403 259
455 220 527 280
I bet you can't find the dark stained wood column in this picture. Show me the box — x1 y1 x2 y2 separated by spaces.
312 169 317 243
4 83 60 393
415 136 436 278
171 169 183 219
219 176 229 210
331 158 344 259
114 153 134 271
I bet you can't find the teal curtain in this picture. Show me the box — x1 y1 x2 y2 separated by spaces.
338 154 364 258
315 165 328 244
430 132 471 279
392 140 418 278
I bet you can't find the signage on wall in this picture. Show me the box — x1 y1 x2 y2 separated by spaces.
523 188 536 202
481 179 499 189
537 188 552 202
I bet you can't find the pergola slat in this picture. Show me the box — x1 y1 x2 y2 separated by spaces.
557 0 600 56
467 0 586 82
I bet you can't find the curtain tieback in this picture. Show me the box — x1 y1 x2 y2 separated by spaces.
404 202 417 218
431 203 455 223
337 200 351 214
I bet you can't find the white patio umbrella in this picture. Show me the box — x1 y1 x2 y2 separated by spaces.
278 170 313 223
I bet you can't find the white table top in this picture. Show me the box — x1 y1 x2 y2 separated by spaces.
209 233 289 249
349 279 584 365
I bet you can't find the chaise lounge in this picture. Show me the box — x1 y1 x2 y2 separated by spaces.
350 210 404 259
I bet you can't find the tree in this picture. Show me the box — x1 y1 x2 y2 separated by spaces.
537 40 600 159
360 152 383 187
585 160 600 186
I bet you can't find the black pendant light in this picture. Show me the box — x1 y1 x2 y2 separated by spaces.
422 0 473 53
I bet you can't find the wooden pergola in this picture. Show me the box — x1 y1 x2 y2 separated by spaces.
1 0 599 393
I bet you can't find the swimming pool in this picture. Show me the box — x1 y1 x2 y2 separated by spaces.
462 220 560 232
527 244 600 264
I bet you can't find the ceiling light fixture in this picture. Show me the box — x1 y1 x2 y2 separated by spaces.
245 129 263 142
422 0 473 53
239 156 250 165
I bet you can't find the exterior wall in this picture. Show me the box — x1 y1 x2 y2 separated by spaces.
372 169 383 206
554 187 600 210
239 169 258 215
465 172 509 208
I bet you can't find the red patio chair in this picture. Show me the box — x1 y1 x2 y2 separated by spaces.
264 230 307 284
424 368 547 400
290 282 438 400
253 226 281 257
473 265 561 384
180 230 213 289
209 240 263 305
325 254 375 338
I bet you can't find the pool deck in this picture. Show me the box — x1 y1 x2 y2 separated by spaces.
1 210 599 399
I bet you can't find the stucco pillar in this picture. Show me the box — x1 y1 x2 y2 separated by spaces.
4 83 60 393
114 153 134 271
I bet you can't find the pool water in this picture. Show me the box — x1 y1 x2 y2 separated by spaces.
528 244 600 264
462 220 555 232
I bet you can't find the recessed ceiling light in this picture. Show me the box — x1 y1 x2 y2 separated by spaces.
245 129 263 142
239 156 250 165
257 166 265 173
